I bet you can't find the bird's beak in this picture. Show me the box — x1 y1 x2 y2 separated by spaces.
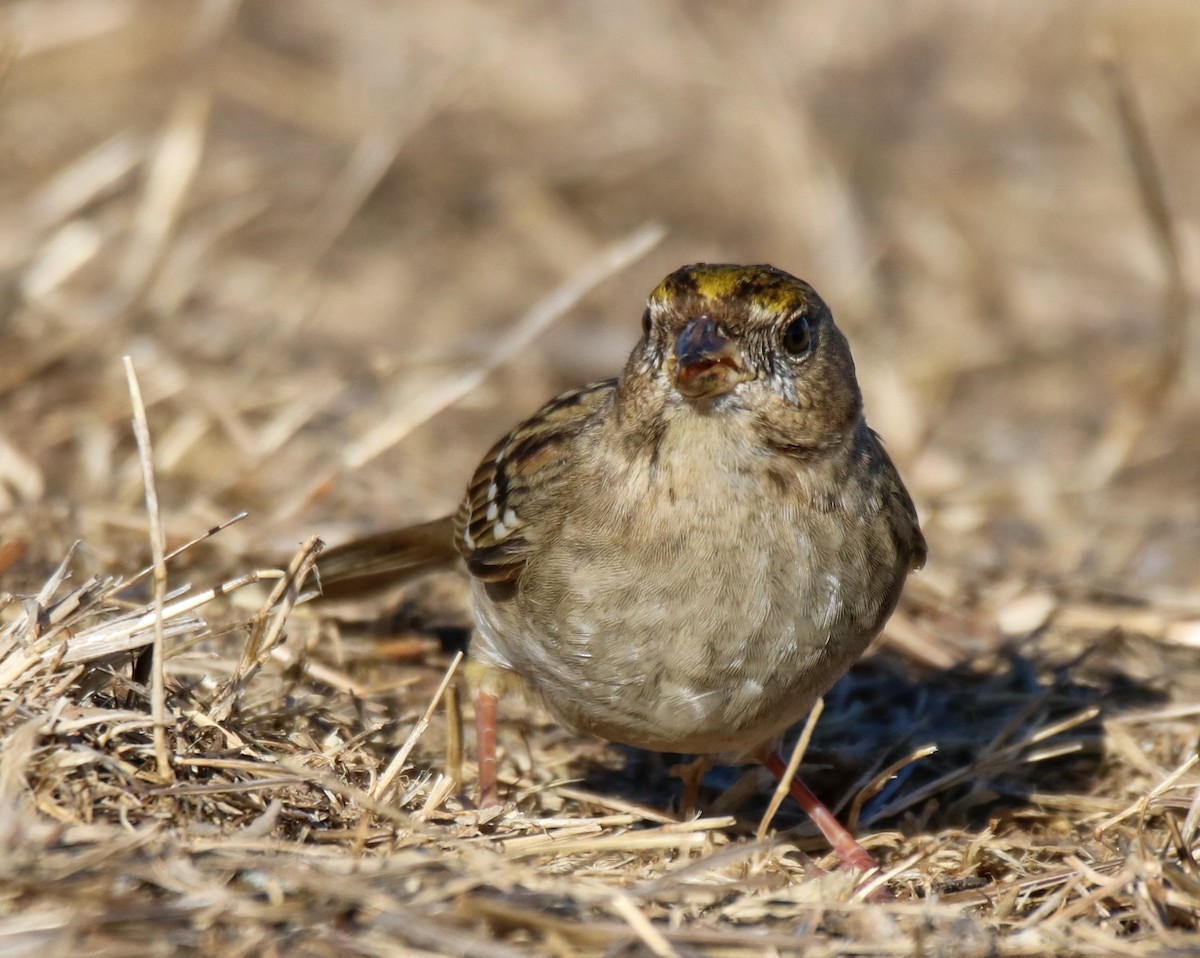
672 318 748 399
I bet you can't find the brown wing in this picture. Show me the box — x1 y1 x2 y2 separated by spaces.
869 429 926 573
454 380 616 583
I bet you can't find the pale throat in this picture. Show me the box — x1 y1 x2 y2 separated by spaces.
608 397 778 503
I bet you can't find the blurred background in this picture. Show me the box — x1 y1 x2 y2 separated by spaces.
1 0 1198 606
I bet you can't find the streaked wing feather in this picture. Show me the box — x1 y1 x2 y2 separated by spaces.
454 380 616 583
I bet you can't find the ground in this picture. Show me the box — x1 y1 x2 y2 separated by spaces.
1 2 1199 955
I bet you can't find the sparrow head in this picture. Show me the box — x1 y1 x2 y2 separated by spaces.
621 263 864 456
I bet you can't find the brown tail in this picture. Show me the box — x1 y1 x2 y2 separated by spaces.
316 515 459 600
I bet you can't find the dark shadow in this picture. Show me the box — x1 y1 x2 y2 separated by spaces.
328 591 1173 840
573 640 1168 835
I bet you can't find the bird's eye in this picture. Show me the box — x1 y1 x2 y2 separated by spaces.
781 315 811 355
641 308 652 337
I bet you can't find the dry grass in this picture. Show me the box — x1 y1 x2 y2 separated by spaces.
2 1 1200 955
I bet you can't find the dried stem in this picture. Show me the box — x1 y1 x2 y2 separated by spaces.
122 356 173 782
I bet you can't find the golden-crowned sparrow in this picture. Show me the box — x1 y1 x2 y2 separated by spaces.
318 263 926 873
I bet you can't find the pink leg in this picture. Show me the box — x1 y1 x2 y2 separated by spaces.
670 757 712 818
475 688 499 808
758 749 879 874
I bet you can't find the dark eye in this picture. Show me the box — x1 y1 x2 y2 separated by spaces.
781 315 811 355
641 308 652 337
